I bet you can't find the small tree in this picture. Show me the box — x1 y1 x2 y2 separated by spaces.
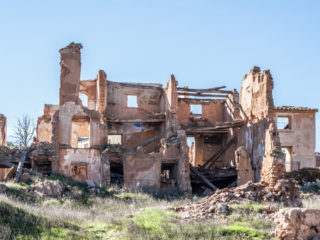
13 115 35 148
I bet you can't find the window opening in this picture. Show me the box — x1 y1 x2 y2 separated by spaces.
79 93 88 107
190 104 202 115
127 95 138 108
277 116 291 130
187 137 195 147
107 135 122 145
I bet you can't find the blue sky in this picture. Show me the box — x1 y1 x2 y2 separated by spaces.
0 0 319 151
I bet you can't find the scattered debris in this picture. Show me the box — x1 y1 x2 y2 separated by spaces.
176 179 300 219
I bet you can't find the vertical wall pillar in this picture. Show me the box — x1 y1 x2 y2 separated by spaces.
167 74 178 114
97 70 107 114
59 42 83 105
164 74 179 137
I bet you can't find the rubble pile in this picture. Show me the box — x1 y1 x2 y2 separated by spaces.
274 208 320 240
176 179 300 219
34 180 65 198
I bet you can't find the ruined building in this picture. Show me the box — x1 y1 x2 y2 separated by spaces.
0 43 318 193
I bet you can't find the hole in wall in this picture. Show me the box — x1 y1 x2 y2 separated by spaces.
71 116 90 148
79 93 88 107
277 116 291 130
190 104 202 115
110 162 123 185
187 137 195 147
108 135 122 145
127 95 138 108
71 165 87 182
161 163 177 189
78 137 89 148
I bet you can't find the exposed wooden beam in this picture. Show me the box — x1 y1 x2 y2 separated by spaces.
178 98 226 102
177 92 227 98
0 161 43 177
190 164 218 191
137 127 174 148
107 119 165 123
177 86 232 94
201 136 237 169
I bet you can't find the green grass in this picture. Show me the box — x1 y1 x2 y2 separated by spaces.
114 192 135 200
0 200 88 240
230 203 266 214
219 222 272 240
4 182 39 204
111 209 220 240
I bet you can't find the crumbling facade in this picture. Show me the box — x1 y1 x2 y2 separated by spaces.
1 43 317 193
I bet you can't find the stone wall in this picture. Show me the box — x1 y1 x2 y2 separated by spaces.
59 148 102 185
106 81 165 121
260 121 285 186
177 99 225 127
124 152 161 190
235 146 254 185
